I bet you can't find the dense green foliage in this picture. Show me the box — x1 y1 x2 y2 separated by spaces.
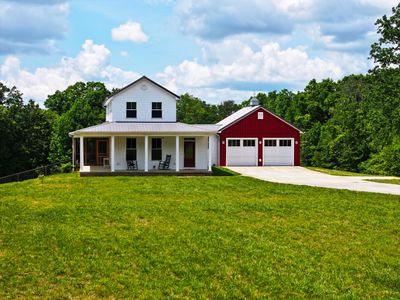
47 82 110 163
0 83 54 177
177 94 239 124
0 174 399 298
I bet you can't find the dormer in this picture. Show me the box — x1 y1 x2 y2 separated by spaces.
104 76 180 122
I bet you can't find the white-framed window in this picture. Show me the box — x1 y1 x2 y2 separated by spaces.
243 139 256 147
152 138 162 160
228 139 240 147
258 112 264 119
152 102 162 118
279 139 292 147
126 138 137 160
264 140 277 147
126 102 137 118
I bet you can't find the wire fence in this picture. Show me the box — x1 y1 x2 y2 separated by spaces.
0 161 70 185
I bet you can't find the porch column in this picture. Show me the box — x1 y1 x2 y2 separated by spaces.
72 137 75 165
110 135 115 172
144 135 149 172
176 136 180 172
79 136 84 170
208 136 212 171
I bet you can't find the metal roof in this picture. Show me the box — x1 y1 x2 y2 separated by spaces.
217 105 260 129
69 122 219 136
217 105 303 133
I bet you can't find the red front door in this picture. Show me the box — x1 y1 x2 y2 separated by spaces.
184 139 195 168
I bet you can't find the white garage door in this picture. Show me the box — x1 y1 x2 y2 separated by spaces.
226 138 258 166
263 138 294 166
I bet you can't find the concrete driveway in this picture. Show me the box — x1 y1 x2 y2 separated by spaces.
227 166 400 195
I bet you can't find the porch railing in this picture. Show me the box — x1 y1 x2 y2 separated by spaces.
0 161 70 185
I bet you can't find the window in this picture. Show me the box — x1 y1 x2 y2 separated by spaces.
264 140 277 147
243 139 256 147
258 112 264 119
228 139 240 147
151 138 162 160
279 139 292 147
126 102 137 118
126 138 137 160
152 102 162 118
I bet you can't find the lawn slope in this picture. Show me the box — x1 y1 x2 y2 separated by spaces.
0 174 399 299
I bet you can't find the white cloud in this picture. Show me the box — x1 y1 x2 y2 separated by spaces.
156 37 371 103
111 21 149 43
120 51 129 57
0 40 139 105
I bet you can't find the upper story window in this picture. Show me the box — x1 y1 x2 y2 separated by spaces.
126 102 137 118
152 102 162 118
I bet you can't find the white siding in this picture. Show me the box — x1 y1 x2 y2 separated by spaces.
106 79 177 122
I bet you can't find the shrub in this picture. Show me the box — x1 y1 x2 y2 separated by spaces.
359 138 400 176
212 166 240 176
60 162 73 173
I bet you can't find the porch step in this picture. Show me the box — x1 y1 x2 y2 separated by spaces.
80 170 212 177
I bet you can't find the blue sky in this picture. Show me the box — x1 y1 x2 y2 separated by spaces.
0 0 397 105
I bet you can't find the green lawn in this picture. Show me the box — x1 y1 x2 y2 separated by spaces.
365 179 400 185
0 173 399 299
306 167 372 176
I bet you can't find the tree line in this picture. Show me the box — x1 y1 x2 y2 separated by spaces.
0 4 399 177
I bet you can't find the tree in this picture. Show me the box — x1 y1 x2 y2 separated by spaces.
370 3 400 69
46 82 110 163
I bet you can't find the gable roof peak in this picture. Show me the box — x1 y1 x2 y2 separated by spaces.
103 75 180 106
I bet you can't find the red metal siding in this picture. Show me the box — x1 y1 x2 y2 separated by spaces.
219 107 301 166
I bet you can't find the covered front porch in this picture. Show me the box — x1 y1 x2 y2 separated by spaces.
72 135 215 174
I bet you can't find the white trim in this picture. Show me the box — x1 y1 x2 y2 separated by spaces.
208 136 212 171
144 135 149 172
176 136 180 172
111 136 115 172
262 137 295 166
79 136 84 170
225 137 258 166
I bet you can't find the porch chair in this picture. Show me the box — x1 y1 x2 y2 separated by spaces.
127 160 138 170
158 155 171 170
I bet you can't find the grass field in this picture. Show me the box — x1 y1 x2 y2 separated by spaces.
306 167 372 176
0 173 399 299
365 179 400 185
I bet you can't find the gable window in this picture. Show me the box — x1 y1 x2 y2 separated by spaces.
279 139 292 147
126 102 137 118
243 139 255 147
151 138 162 160
258 112 264 119
264 140 277 147
126 138 137 160
228 139 240 147
152 102 162 118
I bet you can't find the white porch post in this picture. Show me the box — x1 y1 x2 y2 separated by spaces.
72 137 75 165
79 136 84 170
208 136 212 171
110 135 115 172
176 136 180 172
144 135 149 172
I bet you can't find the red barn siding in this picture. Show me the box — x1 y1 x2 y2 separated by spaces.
219 107 301 166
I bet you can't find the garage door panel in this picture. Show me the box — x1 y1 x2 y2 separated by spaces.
263 138 294 166
226 138 257 166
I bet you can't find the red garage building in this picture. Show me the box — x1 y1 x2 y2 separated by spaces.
217 99 302 166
